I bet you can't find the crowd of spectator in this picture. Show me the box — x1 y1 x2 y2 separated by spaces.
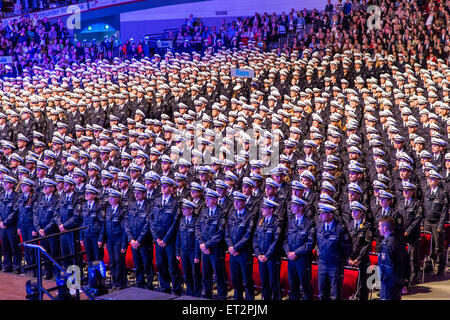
0 0 447 301
0 0 448 79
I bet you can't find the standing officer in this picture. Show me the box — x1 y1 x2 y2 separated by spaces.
253 198 283 301
225 191 256 300
378 216 408 300
176 199 202 297
422 170 448 277
149 176 182 295
347 201 372 300
100 189 128 290
0 175 21 274
33 178 60 279
316 203 352 300
196 188 228 300
125 182 154 290
396 182 423 284
374 190 404 249
80 185 105 264
283 196 316 300
55 176 83 270
17 177 39 277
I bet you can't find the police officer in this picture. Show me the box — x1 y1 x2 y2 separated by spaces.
316 203 352 300
253 198 283 300
378 216 408 300
175 199 202 297
125 182 154 289
0 175 21 274
33 178 60 279
422 170 448 277
55 176 82 270
374 190 404 249
347 201 372 300
283 196 316 300
225 191 256 300
396 181 423 284
100 189 128 290
80 185 105 264
17 177 39 276
196 188 228 300
149 176 182 295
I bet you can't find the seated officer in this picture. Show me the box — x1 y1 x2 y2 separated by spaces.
176 199 202 297
196 188 228 300
253 198 284 300
125 182 154 289
225 191 256 300
316 203 352 300
347 201 372 300
378 216 408 300
283 196 316 300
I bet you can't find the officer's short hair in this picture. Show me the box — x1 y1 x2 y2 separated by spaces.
379 216 395 232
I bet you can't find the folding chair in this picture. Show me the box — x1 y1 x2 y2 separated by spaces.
311 262 319 299
420 231 433 283
252 256 262 293
445 223 450 269
342 266 360 300
371 240 377 253
280 258 289 297
224 252 233 288
369 252 378 265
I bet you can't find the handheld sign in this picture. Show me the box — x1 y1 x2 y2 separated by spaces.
0 56 13 64
157 40 173 48
231 68 255 78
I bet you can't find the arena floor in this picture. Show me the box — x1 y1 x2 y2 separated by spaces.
0 269 448 300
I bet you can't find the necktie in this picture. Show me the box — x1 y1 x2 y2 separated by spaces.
89 202 93 211
296 218 301 227
354 222 358 230
163 198 167 206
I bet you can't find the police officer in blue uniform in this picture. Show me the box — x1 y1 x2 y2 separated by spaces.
125 182 154 289
149 176 182 295
378 216 408 300
176 199 202 297
422 170 448 277
253 198 284 300
80 185 105 264
55 176 83 270
196 188 228 300
17 177 39 276
396 181 423 284
0 175 21 274
33 178 60 279
347 201 372 300
100 189 128 290
225 191 256 300
316 203 352 300
283 196 316 300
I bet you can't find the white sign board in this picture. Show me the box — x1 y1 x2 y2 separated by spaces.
231 68 255 78
0 56 13 64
